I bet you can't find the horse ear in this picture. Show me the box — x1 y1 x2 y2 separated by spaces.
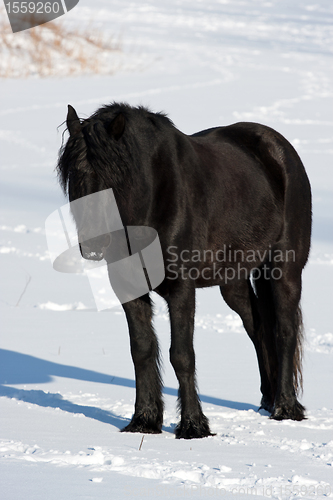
67 105 81 136
107 113 126 140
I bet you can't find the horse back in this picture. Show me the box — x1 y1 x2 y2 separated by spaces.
189 122 311 265
191 121 308 192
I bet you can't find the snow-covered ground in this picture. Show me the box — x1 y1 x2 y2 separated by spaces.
1 1 332 498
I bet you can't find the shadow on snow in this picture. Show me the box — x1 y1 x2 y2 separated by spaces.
0 349 258 433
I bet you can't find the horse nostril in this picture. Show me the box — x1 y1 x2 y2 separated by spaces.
103 234 111 249
79 242 85 258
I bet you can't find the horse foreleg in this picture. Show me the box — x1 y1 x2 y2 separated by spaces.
121 294 164 433
168 282 213 439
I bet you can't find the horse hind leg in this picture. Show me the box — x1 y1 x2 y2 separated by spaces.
250 269 280 413
268 264 305 421
220 275 278 413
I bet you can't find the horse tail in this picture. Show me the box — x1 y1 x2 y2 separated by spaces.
251 124 308 397
293 305 304 395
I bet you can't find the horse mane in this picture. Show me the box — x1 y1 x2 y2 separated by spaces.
57 103 174 196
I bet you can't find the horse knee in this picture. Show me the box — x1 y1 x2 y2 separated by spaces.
170 346 195 375
130 337 158 366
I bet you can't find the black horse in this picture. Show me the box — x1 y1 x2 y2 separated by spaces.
58 103 312 439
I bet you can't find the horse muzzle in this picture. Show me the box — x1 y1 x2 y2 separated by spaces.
79 233 111 261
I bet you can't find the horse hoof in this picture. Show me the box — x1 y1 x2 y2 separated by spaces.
259 395 274 414
175 414 214 439
270 400 306 421
121 411 163 434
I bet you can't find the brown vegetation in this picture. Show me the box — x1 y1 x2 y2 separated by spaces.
0 8 122 78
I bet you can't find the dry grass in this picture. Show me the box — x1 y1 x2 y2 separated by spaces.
0 8 122 78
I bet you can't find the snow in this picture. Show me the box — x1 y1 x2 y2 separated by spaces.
0 0 332 498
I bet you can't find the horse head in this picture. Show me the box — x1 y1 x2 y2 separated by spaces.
62 105 126 261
